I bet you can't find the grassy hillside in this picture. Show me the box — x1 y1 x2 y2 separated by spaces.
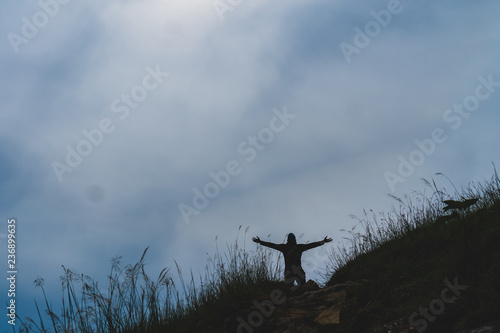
20 173 500 333
328 183 500 332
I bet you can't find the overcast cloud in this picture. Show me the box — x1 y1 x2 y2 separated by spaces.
1 0 500 329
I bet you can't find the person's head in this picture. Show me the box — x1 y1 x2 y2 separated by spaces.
287 233 296 245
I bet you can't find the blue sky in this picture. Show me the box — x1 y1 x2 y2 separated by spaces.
1 0 500 330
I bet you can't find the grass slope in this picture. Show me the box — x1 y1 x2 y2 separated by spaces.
20 173 500 333
329 199 500 332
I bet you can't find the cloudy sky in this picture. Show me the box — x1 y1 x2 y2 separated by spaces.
1 0 500 328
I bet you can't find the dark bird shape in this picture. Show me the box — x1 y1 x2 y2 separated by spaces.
442 198 478 211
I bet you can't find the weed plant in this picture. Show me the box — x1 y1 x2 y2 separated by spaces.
20 227 282 333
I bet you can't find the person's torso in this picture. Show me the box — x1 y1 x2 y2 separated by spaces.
281 245 305 268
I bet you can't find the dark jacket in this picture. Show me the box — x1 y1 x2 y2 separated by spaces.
258 240 325 270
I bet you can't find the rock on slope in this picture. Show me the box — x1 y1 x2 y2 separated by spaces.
225 280 499 333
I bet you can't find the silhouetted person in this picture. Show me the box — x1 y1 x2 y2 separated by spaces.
252 233 332 286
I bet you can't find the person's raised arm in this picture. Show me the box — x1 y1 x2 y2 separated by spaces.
252 236 281 251
301 236 332 250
